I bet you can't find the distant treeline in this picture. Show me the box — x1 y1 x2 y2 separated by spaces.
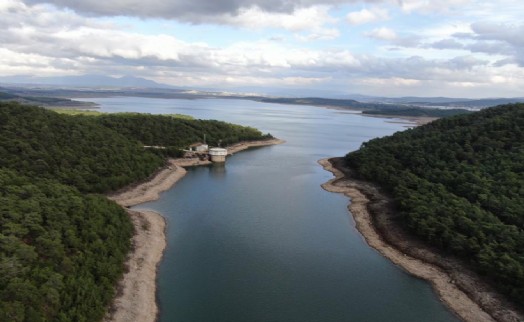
362 107 470 117
345 104 524 306
0 90 95 108
95 112 271 153
0 102 271 321
258 97 471 117
416 98 524 109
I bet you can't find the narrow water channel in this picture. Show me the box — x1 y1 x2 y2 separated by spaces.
87 97 459 322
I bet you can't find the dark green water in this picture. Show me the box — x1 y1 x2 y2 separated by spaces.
90 97 459 322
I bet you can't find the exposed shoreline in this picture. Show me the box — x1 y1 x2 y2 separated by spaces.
366 114 437 126
104 138 284 322
319 104 438 126
320 157 523 322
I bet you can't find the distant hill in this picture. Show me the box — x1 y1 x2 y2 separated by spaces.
0 89 96 108
419 98 524 109
2 82 517 117
342 95 474 104
345 95 524 109
257 96 471 118
0 74 171 89
362 107 470 118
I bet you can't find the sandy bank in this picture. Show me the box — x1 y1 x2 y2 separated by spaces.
226 138 285 154
108 159 188 208
104 138 284 322
319 104 438 126
366 114 437 126
103 210 166 322
320 158 524 322
104 161 186 322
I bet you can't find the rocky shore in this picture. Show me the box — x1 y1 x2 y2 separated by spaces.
104 138 284 322
320 157 523 322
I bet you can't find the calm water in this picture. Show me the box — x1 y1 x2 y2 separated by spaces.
83 97 459 322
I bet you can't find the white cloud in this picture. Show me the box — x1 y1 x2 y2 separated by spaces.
360 77 421 86
1 0 523 97
365 27 397 40
347 7 388 25
217 5 336 31
296 28 340 41
398 0 472 14
211 5 341 41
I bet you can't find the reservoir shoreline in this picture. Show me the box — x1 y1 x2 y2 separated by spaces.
103 138 284 322
320 157 523 322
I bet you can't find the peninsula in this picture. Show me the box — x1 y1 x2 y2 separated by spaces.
321 104 524 322
0 102 278 321
103 138 284 322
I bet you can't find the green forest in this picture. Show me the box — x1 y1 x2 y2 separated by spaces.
95 112 272 153
345 104 524 306
0 102 271 321
259 96 471 117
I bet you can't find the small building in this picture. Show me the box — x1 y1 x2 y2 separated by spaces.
188 142 209 152
209 148 227 162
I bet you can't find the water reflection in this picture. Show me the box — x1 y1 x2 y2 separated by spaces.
87 96 459 322
209 162 227 178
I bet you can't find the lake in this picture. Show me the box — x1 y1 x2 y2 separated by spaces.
82 96 459 322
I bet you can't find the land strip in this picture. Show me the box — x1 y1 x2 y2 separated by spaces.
320 157 523 322
104 138 284 322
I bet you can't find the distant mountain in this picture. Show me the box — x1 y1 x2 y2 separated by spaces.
0 74 172 89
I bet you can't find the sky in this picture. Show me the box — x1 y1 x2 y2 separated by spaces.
1 0 524 98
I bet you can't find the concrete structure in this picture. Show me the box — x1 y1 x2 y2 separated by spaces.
188 142 209 152
209 148 227 162
195 144 208 152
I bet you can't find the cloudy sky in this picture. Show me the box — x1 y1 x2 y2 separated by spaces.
1 0 524 97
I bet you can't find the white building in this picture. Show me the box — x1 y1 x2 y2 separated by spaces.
209 147 227 162
188 142 209 152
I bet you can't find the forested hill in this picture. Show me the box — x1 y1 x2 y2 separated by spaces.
0 103 164 193
345 104 524 306
0 102 271 321
0 103 270 193
95 113 271 149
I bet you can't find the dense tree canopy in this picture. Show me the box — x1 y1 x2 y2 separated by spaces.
94 113 271 149
0 169 133 322
0 102 272 321
0 103 164 193
345 104 524 306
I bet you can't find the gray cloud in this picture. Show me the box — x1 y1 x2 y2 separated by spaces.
493 58 516 67
451 22 524 66
446 55 488 70
430 38 464 50
3 0 523 97
466 41 513 56
23 0 373 20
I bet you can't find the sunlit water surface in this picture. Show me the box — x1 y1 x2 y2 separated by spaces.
82 97 459 322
